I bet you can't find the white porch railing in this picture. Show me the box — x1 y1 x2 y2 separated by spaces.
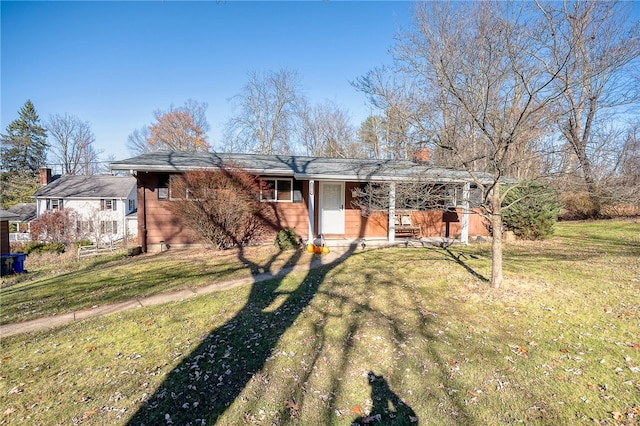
9 233 31 242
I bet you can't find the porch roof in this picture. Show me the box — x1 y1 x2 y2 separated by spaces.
7 203 37 222
110 151 495 184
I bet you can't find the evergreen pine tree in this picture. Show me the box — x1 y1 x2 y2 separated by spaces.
1 100 48 173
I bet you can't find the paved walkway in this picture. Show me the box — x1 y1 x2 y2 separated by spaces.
0 247 354 338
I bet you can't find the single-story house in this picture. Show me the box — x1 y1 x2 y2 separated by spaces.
110 151 491 252
7 203 37 242
33 170 138 245
1 209 24 276
0 210 21 255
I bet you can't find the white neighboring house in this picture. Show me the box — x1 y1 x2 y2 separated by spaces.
33 169 137 245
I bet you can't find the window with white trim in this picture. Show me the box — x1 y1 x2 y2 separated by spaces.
101 199 117 210
261 179 293 202
77 221 94 234
46 199 63 210
169 175 197 200
158 174 170 200
100 220 118 234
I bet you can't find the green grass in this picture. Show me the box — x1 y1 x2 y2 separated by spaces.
0 246 303 325
1 219 639 425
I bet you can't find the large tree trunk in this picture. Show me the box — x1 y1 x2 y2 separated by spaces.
573 141 602 218
489 184 503 288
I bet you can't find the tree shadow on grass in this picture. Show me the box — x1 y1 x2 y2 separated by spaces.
443 248 489 283
127 245 356 425
353 371 418 425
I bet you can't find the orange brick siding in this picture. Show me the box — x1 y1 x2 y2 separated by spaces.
135 173 489 250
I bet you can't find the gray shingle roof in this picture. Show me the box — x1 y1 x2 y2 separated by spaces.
33 175 136 199
110 151 495 184
7 203 37 222
0 210 21 221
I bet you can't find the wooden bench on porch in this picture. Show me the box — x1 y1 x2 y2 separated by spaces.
394 212 422 238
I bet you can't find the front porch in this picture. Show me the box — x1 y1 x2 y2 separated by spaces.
305 180 487 246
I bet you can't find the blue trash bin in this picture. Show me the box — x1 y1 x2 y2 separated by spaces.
11 253 27 273
0 255 13 276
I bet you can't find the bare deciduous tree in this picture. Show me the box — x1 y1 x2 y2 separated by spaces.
605 123 640 213
358 1 568 288
353 66 421 160
126 126 151 156
47 113 101 175
223 69 303 155
539 0 640 217
299 100 359 158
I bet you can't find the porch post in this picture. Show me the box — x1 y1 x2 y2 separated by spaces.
461 182 470 244
388 182 396 243
308 180 315 243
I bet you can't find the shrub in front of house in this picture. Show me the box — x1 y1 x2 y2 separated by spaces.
168 168 276 249
274 228 299 251
30 208 81 245
23 241 66 254
74 239 93 249
502 181 560 240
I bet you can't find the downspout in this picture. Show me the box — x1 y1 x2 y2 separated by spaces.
140 181 147 253
308 180 315 243
388 182 396 243
461 182 470 244
121 198 126 245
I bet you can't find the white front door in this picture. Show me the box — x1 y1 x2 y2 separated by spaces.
319 182 344 235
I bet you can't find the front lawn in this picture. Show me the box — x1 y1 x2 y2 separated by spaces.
0 220 639 425
0 246 305 325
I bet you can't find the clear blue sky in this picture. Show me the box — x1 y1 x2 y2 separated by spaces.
1 0 415 165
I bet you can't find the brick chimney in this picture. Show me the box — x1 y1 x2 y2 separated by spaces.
39 167 52 186
413 148 431 164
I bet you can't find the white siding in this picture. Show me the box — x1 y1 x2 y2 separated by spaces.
34 192 138 245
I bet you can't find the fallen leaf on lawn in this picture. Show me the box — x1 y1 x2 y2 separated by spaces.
82 409 97 419
86 346 96 353
285 399 300 419
467 390 479 397
560 348 569 353
351 405 364 415
285 400 299 411
510 345 528 359
146 319 154 326
2 356 11 361
629 343 640 349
